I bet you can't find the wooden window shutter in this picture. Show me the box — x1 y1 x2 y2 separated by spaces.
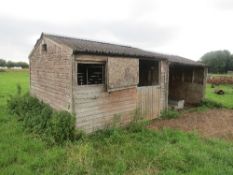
107 57 139 92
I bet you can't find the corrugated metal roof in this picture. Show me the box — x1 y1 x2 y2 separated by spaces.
44 33 205 67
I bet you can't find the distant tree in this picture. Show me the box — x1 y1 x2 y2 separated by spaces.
15 62 29 68
6 61 15 68
200 50 233 73
0 59 6 66
0 59 29 68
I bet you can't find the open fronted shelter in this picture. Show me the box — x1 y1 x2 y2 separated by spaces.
29 33 207 132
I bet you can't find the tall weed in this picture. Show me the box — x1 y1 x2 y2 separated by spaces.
7 88 78 145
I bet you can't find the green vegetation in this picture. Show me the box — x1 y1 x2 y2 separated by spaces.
0 70 67 174
205 84 233 108
1 70 233 174
0 70 28 105
200 99 223 108
160 109 180 119
7 93 77 144
200 50 233 73
0 58 29 68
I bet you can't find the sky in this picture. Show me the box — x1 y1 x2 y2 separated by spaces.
1 0 233 62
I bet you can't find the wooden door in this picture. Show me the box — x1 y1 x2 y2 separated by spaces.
137 86 160 120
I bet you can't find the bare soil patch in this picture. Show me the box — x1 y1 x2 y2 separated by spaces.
149 109 233 140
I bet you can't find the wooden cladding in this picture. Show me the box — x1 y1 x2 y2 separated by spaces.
137 86 161 120
30 38 72 111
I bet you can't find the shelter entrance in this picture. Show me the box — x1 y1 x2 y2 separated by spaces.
168 65 206 108
137 60 161 119
138 60 159 87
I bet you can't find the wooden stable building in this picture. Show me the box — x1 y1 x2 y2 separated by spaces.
29 33 207 133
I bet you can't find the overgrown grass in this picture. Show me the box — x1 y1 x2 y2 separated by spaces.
205 84 233 108
65 128 233 175
7 93 78 145
0 70 67 174
1 70 233 174
200 99 223 108
160 109 180 119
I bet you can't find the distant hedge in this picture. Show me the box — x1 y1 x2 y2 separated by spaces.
0 59 29 68
7 91 82 145
208 75 233 85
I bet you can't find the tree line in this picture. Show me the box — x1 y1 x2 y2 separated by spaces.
1 51 233 72
200 50 233 73
0 59 29 68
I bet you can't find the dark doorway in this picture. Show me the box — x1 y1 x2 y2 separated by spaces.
138 60 159 87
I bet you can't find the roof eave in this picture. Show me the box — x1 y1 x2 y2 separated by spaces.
73 50 165 61
169 62 207 67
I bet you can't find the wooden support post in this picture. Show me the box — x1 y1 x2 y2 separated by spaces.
192 68 195 83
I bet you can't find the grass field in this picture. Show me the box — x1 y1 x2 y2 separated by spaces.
205 84 233 108
1 71 233 175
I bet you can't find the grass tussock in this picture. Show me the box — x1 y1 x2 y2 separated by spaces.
200 99 223 108
7 91 80 145
160 109 180 119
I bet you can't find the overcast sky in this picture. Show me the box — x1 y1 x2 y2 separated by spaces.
1 0 233 62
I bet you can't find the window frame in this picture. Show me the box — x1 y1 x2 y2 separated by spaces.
41 43 47 53
76 61 106 87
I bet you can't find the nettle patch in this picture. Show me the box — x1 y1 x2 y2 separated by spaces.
7 89 83 145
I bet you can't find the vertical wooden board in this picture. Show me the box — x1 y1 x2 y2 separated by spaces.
144 88 146 116
154 87 157 117
158 88 160 115
140 88 143 115
142 88 145 116
151 86 154 118
138 88 142 116
145 87 150 118
147 87 149 119
149 86 152 119
137 86 161 120
152 86 156 117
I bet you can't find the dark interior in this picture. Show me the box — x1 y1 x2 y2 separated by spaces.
138 60 159 87
169 65 205 103
77 63 105 85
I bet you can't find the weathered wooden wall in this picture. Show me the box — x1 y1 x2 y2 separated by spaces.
74 86 137 133
73 55 168 132
29 37 73 111
73 55 138 133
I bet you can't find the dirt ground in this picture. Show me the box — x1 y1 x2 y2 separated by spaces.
149 109 233 140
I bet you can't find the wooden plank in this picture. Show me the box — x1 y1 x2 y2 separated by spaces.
31 86 70 98
75 88 136 103
76 95 136 108
136 86 161 120
76 98 136 114
75 101 136 117
76 109 134 127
